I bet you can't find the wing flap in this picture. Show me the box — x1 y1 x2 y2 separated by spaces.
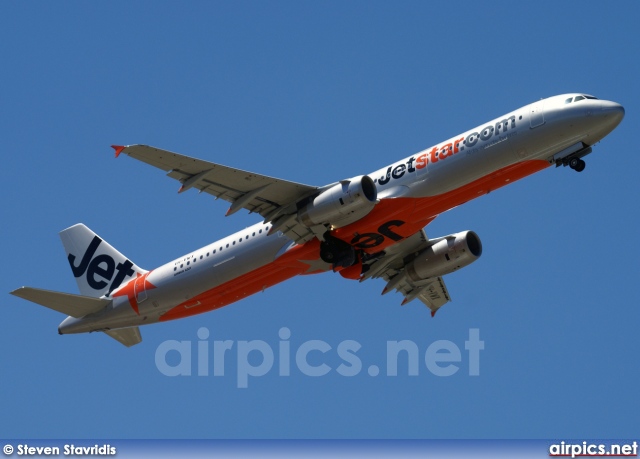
416 277 450 316
11 287 110 318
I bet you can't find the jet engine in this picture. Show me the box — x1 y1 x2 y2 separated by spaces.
298 175 377 228
405 231 482 281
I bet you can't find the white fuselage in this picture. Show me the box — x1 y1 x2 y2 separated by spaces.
59 94 624 334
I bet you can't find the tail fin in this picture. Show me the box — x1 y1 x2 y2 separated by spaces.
59 224 146 298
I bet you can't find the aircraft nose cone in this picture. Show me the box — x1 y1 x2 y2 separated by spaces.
601 100 625 125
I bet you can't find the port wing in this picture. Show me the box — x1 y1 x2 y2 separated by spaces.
115 145 320 243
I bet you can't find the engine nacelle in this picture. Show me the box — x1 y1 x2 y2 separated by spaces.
298 175 377 228
406 231 482 281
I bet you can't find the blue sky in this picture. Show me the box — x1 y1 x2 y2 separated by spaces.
1 2 638 439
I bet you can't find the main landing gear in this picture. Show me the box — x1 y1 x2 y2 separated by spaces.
568 157 586 172
320 232 358 268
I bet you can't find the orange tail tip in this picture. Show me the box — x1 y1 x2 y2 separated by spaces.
111 145 126 158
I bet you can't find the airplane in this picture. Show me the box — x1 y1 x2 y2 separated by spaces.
11 93 624 347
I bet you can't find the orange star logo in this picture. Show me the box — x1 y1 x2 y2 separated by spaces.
112 271 156 315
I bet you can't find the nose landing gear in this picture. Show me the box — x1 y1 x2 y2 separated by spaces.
568 157 586 172
553 143 591 173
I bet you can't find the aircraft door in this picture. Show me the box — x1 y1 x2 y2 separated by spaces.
529 103 545 128
134 274 148 303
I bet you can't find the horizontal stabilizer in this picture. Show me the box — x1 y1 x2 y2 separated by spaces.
104 327 142 347
10 287 110 318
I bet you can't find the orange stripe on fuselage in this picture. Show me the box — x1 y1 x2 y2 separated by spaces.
333 159 550 252
160 159 550 321
159 240 323 322
159 263 306 322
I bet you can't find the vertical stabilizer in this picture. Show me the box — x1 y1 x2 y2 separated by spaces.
59 224 146 298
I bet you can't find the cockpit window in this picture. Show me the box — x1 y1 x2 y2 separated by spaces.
566 95 598 104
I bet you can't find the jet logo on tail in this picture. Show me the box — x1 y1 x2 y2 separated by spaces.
67 235 135 297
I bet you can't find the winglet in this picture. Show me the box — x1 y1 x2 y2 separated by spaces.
111 145 126 158
431 310 436 317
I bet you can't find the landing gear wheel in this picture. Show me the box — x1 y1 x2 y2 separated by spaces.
320 233 358 268
320 247 335 263
569 157 580 169
575 159 586 172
